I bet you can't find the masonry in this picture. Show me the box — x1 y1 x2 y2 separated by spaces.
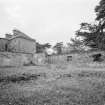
46 53 94 64
0 29 46 67
0 52 33 67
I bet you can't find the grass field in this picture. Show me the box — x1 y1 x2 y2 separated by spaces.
0 63 105 105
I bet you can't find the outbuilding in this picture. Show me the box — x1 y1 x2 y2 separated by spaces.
8 29 36 54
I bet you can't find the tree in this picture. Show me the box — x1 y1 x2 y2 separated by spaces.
53 42 63 54
36 42 51 53
42 43 51 49
95 0 105 30
94 0 105 50
68 36 85 52
75 22 102 50
73 20 105 50
70 0 105 51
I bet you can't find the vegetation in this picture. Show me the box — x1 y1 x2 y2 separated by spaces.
53 42 63 54
69 0 105 51
1 1 105 105
1 65 105 105
67 36 85 52
36 42 51 53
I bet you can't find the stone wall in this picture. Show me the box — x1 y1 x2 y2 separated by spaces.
46 55 66 64
0 39 8 51
0 52 46 67
32 53 46 65
0 52 96 67
0 52 33 67
46 53 93 64
8 37 36 54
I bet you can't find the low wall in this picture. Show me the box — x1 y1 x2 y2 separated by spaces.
46 55 67 64
32 53 46 65
0 52 33 67
0 52 97 67
0 52 46 67
46 53 93 64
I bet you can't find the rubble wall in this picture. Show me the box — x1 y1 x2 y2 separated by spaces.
0 52 46 67
0 52 33 67
46 53 93 64
32 53 46 65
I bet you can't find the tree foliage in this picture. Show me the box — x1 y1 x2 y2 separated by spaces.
53 42 63 54
95 0 105 33
71 0 105 51
95 0 105 21
68 37 84 52
76 23 100 49
36 42 51 53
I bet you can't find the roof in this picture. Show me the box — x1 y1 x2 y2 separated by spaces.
9 35 35 42
0 29 36 42
9 29 35 42
0 38 8 40
13 29 31 38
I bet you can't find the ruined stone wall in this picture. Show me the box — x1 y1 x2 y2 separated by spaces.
46 53 93 64
8 37 36 54
0 39 8 51
32 53 46 65
0 52 46 67
0 52 96 67
0 52 33 67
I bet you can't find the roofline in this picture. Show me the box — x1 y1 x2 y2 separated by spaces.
9 36 36 42
0 38 8 40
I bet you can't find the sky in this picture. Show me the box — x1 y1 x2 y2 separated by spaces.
0 0 100 45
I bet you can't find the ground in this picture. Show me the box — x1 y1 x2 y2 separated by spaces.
0 62 105 105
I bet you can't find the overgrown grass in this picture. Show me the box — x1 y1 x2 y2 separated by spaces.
1 65 105 105
0 73 46 83
78 71 105 79
1 80 105 105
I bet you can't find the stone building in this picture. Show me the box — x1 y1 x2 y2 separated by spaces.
0 38 8 51
7 29 36 54
0 29 47 66
5 34 13 39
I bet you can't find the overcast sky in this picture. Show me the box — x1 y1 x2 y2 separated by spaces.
0 0 100 45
